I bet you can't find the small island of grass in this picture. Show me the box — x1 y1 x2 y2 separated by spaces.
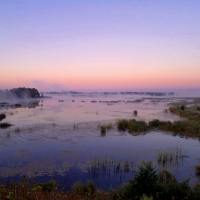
117 105 200 137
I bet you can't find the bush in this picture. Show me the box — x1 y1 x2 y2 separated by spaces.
126 162 160 198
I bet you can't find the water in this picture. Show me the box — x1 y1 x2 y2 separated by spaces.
0 93 200 190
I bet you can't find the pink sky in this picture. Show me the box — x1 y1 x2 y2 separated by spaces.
1 1 200 92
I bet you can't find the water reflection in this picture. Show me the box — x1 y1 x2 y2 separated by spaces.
0 94 200 189
0 100 40 110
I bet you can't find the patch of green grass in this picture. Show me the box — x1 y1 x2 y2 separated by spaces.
117 119 148 132
117 119 129 130
128 119 148 132
148 119 160 128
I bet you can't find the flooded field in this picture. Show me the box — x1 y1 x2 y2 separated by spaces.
0 92 200 190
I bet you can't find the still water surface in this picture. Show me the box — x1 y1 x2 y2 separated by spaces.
0 93 200 190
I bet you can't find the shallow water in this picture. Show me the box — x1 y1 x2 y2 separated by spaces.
0 93 200 190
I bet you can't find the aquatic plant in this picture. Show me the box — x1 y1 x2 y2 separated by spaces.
15 127 20 133
100 126 106 134
88 158 135 180
128 119 148 132
99 123 113 134
117 119 129 130
117 119 148 132
148 119 160 128
104 123 113 130
0 122 12 128
133 110 138 115
117 110 200 136
0 113 6 121
156 147 187 168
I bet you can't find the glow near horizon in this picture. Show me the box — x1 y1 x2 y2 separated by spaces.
0 1 200 92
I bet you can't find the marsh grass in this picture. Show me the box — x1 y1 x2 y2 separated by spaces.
157 147 187 168
169 106 200 121
117 119 148 132
117 106 200 137
88 158 135 180
99 123 113 134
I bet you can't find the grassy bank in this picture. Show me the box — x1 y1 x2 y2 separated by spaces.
1 162 200 200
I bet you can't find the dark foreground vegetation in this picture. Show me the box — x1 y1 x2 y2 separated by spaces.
0 162 200 200
117 105 200 137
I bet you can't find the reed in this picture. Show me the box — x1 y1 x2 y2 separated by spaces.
157 147 187 168
99 123 113 134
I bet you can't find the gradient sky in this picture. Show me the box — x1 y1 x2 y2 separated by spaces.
0 0 200 92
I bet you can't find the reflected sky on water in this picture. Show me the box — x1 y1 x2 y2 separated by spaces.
0 93 200 190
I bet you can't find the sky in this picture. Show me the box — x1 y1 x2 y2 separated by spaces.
0 0 200 92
